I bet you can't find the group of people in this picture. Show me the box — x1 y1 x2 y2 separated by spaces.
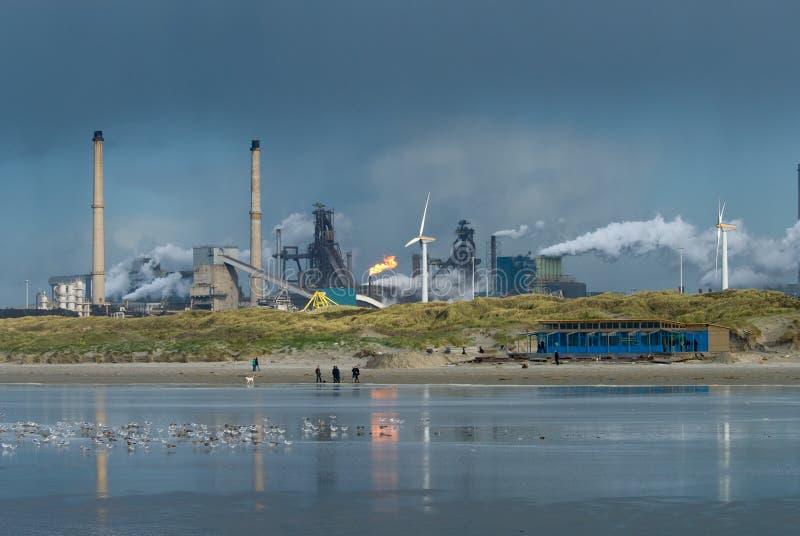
249 359 363 382
315 365 360 383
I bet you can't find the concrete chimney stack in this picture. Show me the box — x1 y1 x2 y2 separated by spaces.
91 130 105 305
250 140 262 305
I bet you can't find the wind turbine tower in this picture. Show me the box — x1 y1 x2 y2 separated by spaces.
715 201 737 291
405 193 437 302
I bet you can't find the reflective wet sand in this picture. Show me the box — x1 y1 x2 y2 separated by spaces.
1 385 799 535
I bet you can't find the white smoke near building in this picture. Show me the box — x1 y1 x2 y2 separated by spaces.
105 243 193 301
372 269 491 302
123 272 192 301
493 224 530 239
539 215 800 289
274 212 314 247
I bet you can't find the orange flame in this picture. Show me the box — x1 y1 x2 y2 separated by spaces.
369 255 398 276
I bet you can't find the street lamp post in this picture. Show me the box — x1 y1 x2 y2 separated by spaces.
25 280 29 309
679 248 684 294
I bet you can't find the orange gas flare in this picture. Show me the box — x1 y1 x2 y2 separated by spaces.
369 255 398 276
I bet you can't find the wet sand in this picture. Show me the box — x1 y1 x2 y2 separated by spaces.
3 361 800 385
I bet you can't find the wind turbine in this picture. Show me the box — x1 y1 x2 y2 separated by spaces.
715 201 737 291
405 192 437 302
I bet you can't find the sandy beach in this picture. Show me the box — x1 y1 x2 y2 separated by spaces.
3 358 800 386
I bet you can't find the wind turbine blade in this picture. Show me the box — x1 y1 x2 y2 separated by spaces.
419 192 430 236
717 200 722 225
405 237 421 248
720 201 726 223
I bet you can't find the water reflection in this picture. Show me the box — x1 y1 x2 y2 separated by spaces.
253 413 265 511
94 389 108 500
718 421 731 502
94 389 109 531
1 384 799 534
370 388 400 512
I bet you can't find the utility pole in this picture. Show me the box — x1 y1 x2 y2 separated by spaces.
25 280 29 309
471 257 476 300
679 248 684 294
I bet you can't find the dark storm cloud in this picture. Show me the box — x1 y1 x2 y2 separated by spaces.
2 0 800 304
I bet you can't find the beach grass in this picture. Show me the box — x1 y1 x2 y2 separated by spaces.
1 289 799 361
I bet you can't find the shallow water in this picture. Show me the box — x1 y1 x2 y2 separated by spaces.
1 384 799 535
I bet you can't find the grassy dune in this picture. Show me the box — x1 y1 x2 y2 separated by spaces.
1 290 799 362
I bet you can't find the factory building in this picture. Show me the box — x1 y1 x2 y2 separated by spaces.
47 275 92 316
493 254 587 298
276 203 354 290
189 247 242 311
431 220 481 277
525 319 730 356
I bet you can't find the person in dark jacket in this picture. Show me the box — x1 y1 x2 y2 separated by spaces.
315 366 323 383
332 365 341 383
554 350 560 366
352 366 360 383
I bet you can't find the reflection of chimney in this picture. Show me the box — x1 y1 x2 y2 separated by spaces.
91 131 105 305
250 140 262 305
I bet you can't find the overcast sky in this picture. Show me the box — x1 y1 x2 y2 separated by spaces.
2 0 800 305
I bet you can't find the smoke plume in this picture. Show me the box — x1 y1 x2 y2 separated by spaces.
493 224 530 239
274 212 314 248
539 215 800 289
106 244 193 301
123 272 191 301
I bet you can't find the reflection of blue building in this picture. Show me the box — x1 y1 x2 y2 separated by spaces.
525 319 730 355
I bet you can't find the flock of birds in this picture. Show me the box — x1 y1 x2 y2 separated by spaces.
0 411 406 458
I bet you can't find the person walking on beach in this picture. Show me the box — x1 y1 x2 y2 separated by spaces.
332 365 341 383
253 357 260 372
315 366 323 383
554 350 560 366
352 366 360 383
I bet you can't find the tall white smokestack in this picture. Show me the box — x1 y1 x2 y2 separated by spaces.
91 130 105 306
250 139 262 305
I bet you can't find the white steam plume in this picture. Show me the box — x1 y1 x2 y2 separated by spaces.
372 269 492 302
493 224 530 239
274 212 314 247
539 215 800 289
106 243 193 301
123 272 191 301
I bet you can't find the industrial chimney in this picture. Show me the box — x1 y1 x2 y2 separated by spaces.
91 130 105 306
250 140 262 305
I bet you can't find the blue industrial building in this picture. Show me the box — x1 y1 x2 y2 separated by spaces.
495 255 536 295
319 287 357 306
518 319 730 356
493 254 587 298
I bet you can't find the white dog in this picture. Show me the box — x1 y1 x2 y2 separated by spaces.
245 376 254 387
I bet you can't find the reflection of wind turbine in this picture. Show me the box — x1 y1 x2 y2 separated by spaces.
715 201 737 291
405 193 436 302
